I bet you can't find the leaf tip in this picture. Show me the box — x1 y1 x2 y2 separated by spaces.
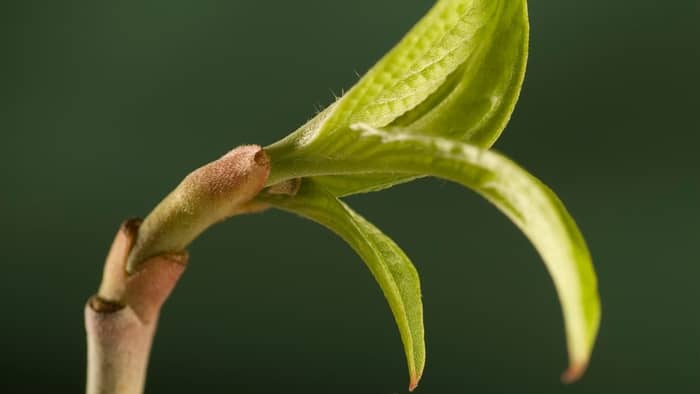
408 372 422 392
561 361 588 384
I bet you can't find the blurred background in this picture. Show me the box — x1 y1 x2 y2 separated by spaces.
2 1 698 393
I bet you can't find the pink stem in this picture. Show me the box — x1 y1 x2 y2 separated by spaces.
85 220 187 394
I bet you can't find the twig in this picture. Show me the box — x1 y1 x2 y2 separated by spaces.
85 145 271 394
85 219 187 394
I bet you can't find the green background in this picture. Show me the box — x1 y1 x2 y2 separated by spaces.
2 0 698 393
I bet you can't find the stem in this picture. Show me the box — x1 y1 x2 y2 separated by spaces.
85 220 187 394
127 145 271 272
85 145 272 394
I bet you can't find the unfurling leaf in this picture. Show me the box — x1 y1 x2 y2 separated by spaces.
260 0 600 381
258 180 425 391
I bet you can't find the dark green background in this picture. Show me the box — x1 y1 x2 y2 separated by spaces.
2 1 698 393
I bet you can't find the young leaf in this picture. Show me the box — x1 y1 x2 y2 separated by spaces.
266 0 529 196
320 0 526 137
391 0 528 146
264 124 600 381
258 180 425 391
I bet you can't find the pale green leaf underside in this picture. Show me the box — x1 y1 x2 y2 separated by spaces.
257 180 425 390
265 125 600 379
266 0 529 196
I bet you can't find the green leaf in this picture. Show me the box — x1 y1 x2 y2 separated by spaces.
265 124 600 381
390 1 528 146
265 0 529 195
257 180 425 391
322 0 503 132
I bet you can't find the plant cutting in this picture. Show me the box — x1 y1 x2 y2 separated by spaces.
85 1 601 393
